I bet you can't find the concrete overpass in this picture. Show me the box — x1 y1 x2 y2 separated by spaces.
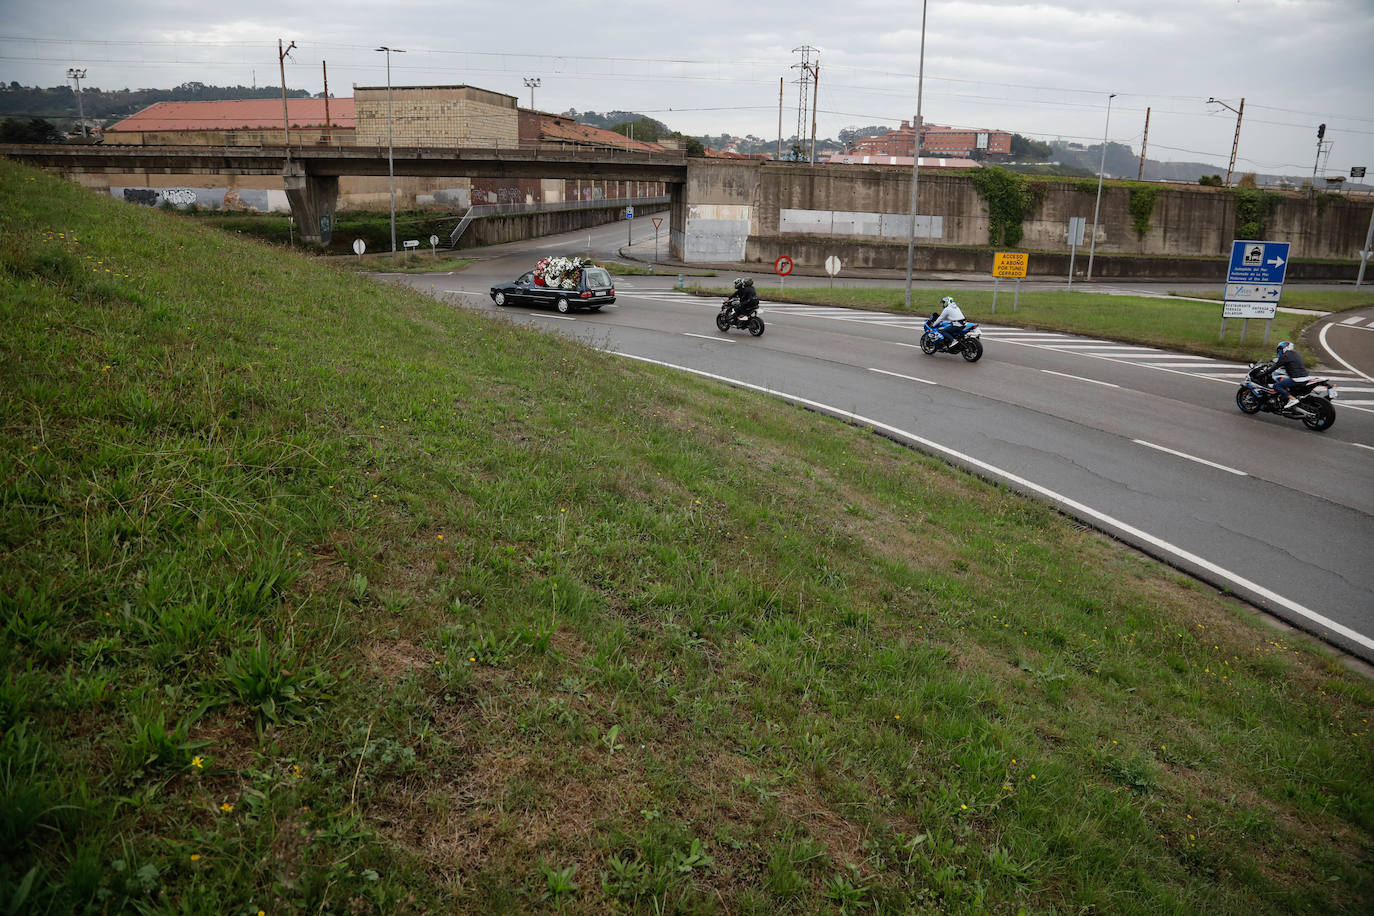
0 143 689 245
6 144 1370 274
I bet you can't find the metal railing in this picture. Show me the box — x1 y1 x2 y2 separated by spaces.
449 195 669 247
100 129 689 158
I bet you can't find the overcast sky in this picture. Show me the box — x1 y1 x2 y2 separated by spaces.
4 0 1372 179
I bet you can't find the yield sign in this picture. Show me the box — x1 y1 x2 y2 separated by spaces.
651 217 663 230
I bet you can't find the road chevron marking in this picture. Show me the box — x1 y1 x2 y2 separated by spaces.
614 352 1374 655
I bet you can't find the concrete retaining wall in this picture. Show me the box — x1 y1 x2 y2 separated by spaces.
745 235 1361 281
460 203 669 248
677 159 1373 270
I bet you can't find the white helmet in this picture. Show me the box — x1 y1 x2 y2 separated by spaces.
941 296 957 309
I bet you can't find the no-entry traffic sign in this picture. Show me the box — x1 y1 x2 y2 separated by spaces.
774 256 794 277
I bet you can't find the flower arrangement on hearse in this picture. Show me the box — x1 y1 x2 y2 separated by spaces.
532 256 587 289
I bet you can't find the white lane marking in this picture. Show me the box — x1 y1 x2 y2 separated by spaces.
1042 370 1121 388
1352 443 1374 452
1133 439 1247 476
1318 321 1374 385
869 367 938 385
1040 344 1166 352
535 314 576 321
1340 315 1366 325
683 332 733 343
615 352 1374 654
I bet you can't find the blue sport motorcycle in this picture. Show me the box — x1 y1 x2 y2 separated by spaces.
921 314 984 362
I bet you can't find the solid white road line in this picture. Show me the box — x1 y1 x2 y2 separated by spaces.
683 332 733 342
1041 370 1121 388
535 314 577 321
1341 315 1366 324
1133 439 1247 476
1319 321 1374 386
869 367 938 385
615 352 1374 655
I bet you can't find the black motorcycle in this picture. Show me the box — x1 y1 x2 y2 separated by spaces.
717 299 765 337
1235 360 1337 431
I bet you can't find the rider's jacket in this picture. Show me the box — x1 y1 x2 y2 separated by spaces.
729 287 760 311
1274 349 1310 381
936 302 965 324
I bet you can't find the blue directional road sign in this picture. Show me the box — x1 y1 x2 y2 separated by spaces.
625 206 635 219
1227 240 1291 285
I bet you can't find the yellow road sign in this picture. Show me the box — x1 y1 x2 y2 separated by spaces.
993 251 1028 278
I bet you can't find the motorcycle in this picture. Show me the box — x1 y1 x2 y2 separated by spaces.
920 315 983 362
1235 359 1337 431
717 298 765 337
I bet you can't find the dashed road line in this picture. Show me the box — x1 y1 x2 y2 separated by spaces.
1134 439 1247 476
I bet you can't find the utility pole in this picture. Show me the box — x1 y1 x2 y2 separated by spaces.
523 77 540 110
903 0 929 309
1207 97 1243 186
278 40 296 150
376 46 405 258
776 77 783 161
1137 106 1150 180
809 60 820 163
322 61 331 144
66 68 88 137
1086 92 1116 282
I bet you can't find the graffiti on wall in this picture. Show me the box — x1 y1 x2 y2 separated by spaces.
113 187 282 212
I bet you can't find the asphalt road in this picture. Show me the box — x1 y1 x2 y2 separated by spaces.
385 224 1374 664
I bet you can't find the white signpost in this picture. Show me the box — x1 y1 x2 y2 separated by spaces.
352 238 366 260
824 255 842 288
429 234 439 255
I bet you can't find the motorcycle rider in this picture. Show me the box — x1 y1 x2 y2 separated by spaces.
1271 340 1312 409
931 296 967 348
724 277 760 324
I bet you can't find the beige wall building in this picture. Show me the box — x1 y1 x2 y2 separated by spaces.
353 85 519 148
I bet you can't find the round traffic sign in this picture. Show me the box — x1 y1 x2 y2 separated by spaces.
824 255 841 277
774 255 794 277
429 235 439 247
352 238 366 256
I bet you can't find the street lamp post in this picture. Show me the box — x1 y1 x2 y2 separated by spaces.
375 46 404 258
66 68 87 137
902 0 929 309
1086 92 1116 282
1206 96 1245 186
523 77 540 110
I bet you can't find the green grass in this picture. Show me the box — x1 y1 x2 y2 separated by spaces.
3 158 1372 914
695 285 1374 362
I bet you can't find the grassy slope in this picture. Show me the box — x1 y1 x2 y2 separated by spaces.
2 158 1371 914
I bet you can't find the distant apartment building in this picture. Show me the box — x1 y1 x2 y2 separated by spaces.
851 119 1012 158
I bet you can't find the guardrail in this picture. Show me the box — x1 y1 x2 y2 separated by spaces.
449 196 669 247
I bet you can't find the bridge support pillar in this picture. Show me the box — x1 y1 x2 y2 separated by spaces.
282 162 338 246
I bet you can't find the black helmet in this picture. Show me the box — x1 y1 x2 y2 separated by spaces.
743 278 754 287
733 278 745 290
